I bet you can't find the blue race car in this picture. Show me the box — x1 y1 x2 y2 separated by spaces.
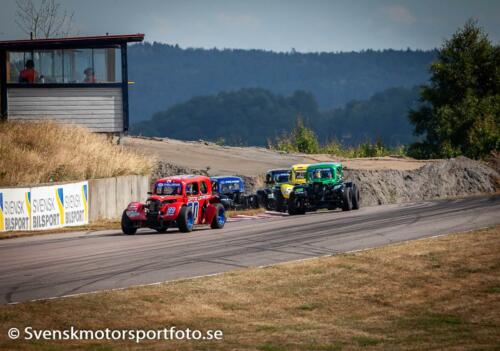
210 176 259 210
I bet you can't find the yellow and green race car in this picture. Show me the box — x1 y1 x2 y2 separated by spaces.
280 164 310 200
256 164 310 212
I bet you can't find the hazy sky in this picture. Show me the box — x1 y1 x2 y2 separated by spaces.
0 0 499 52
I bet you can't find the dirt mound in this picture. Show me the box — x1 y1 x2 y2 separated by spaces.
152 161 263 193
149 155 497 206
345 157 499 206
152 162 210 179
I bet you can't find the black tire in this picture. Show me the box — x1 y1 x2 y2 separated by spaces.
266 197 276 211
178 206 194 233
121 210 137 235
256 190 267 208
275 191 286 212
351 184 360 210
254 196 261 209
249 195 259 209
342 187 353 211
210 203 226 229
288 193 306 215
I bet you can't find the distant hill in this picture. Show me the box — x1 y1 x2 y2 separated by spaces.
314 86 421 145
131 87 420 147
127 43 435 122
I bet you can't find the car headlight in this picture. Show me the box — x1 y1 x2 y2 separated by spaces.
166 207 176 215
333 184 343 190
285 188 293 194
126 210 140 217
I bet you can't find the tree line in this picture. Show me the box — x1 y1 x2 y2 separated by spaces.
131 86 418 147
127 44 435 122
133 20 498 160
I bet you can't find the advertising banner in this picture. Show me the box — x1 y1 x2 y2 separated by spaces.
0 181 89 232
31 185 64 230
0 188 31 231
61 182 89 227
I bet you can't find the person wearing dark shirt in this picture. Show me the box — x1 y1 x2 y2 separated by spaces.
83 67 96 83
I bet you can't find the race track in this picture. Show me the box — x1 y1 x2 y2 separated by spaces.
0 195 499 304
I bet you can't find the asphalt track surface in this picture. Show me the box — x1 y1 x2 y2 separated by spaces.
0 195 498 304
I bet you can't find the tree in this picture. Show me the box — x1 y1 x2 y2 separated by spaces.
273 117 319 154
408 20 500 159
292 117 319 154
15 0 75 39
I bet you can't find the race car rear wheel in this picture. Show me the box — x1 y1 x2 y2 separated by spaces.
178 206 194 233
342 187 353 211
275 191 286 212
210 203 226 229
351 184 360 210
250 195 260 209
121 210 137 235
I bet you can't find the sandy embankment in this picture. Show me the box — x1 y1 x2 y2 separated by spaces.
124 136 499 206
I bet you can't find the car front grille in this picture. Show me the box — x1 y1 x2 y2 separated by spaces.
147 200 160 215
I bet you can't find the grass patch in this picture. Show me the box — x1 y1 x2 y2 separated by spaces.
485 285 500 294
352 336 381 347
226 208 266 218
0 121 153 187
0 226 499 350
0 220 120 240
258 344 288 351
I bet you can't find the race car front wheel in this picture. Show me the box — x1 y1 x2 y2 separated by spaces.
178 206 194 233
288 193 306 215
121 210 138 235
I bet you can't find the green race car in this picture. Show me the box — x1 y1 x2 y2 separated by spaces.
287 162 360 215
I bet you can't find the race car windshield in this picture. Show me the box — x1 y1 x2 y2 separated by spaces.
309 169 333 180
295 171 306 179
276 174 289 183
156 183 182 195
220 182 241 192
266 172 289 184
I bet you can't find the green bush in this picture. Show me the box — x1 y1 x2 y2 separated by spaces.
273 117 319 154
271 118 407 158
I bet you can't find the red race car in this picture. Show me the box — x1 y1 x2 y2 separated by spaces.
121 175 226 234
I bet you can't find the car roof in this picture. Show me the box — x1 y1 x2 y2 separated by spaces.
211 176 243 181
156 175 211 183
267 169 290 173
291 163 310 171
307 162 342 169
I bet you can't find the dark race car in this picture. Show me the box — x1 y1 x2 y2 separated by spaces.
210 176 259 210
255 169 291 212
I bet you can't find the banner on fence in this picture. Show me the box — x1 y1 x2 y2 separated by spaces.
60 182 89 227
0 181 88 232
0 188 31 231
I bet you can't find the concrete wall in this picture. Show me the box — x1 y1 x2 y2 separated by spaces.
88 175 150 221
